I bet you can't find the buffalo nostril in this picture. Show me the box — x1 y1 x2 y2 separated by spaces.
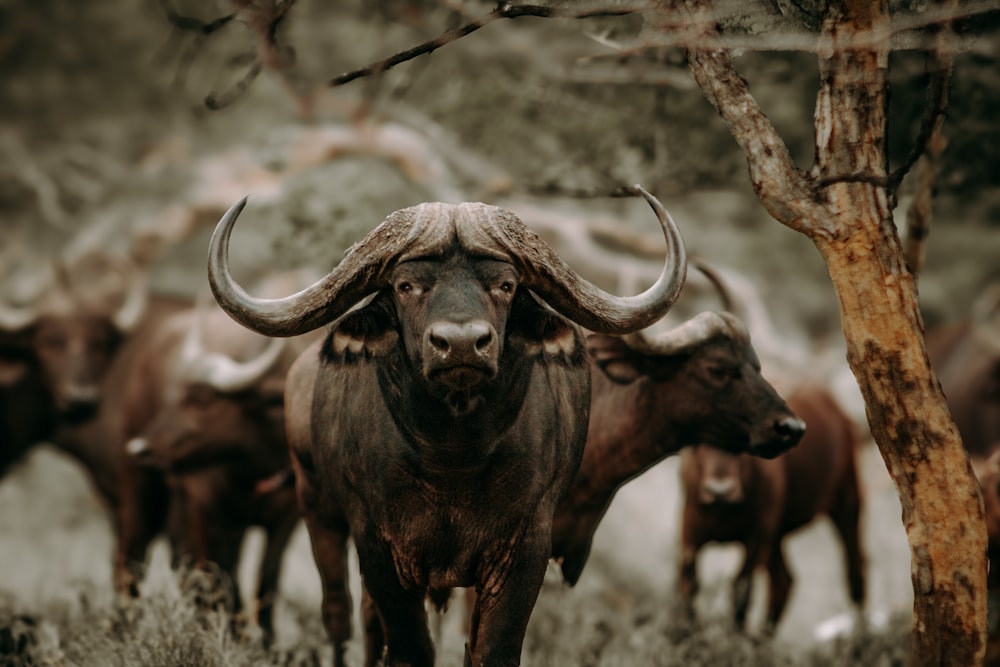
126 437 150 458
427 321 494 359
475 330 493 352
429 332 450 353
775 416 806 441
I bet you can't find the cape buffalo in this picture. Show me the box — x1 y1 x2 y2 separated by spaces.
552 305 806 587
0 251 147 423
677 383 865 632
207 187 687 667
123 275 319 643
926 284 1000 458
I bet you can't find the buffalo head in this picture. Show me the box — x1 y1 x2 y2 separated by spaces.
207 188 687 413
589 310 805 459
685 443 751 506
126 297 287 472
0 251 147 420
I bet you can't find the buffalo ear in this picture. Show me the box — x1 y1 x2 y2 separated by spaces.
0 359 30 386
586 333 644 384
322 292 399 365
508 292 585 365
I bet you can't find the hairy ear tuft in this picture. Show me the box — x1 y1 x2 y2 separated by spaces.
586 333 643 384
509 292 586 366
321 293 399 365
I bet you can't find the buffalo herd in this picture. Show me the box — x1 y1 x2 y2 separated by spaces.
0 190 996 666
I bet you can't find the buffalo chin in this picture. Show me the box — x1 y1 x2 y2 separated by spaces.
430 365 493 391
748 439 796 460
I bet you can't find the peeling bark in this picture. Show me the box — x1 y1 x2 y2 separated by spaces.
671 0 987 663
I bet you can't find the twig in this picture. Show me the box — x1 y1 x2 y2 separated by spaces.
158 0 236 35
0 132 69 229
522 182 645 198
887 16 955 195
330 2 641 87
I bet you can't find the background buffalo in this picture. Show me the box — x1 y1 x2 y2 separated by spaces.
0 1 997 665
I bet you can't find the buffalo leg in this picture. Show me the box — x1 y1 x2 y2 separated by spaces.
255 513 299 647
677 542 700 622
187 491 245 637
829 462 867 607
732 539 767 630
360 558 434 667
764 543 792 632
466 528 551 667
114 465 169 597
361 584 386 667
304 512 353 667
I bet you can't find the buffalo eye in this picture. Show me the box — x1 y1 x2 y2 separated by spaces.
707 365 736 383
498 280 515 294
396 281 412 295
37 332 66 351
185 383 218 408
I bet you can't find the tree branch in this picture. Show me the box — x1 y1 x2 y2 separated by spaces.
329 2 642 87
158 0 236 35
887 13 955 195
671 1 819 234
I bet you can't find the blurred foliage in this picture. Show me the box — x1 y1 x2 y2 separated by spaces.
1 0 997 202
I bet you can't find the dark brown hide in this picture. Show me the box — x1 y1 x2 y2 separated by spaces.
105 291 307 643
0 253 148 422
0 333 54 474
551 313 805 586
926 320 1000 458
971 448 1000 661
51 294 193 509
213 195 687 667
677 383 865 631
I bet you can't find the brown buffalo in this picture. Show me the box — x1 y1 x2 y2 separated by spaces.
122 281 315 644
970 447 1000 666
377 305 807 666
403 261 806 661
92 273 314 623
209 187 686 667
552 307 805 588
926 284 1000 459
0 330 54 474
0 251 148 421
677 383 865 632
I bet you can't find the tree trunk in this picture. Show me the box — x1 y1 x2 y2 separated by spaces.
674 0 987 663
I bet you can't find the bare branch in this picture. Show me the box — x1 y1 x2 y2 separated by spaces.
672 1 818 234
623 0 997 54
0 132 69 229
158 0 236 35
157 0 311 117
887 10 956 195
330 2 642 87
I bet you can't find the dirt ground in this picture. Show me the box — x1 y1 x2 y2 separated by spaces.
1 1 999 665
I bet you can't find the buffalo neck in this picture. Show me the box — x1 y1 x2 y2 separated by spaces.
375 345 536 472
575 367 682 502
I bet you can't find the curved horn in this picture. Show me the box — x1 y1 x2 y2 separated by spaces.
209 186 686 338
622 311 747 357
972 283 1000 356
180 293 288 393
0 301 40 331
0 243 53 331
208 197 408 337
111 261 149 332
690 257 736 314
512 185 687 334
